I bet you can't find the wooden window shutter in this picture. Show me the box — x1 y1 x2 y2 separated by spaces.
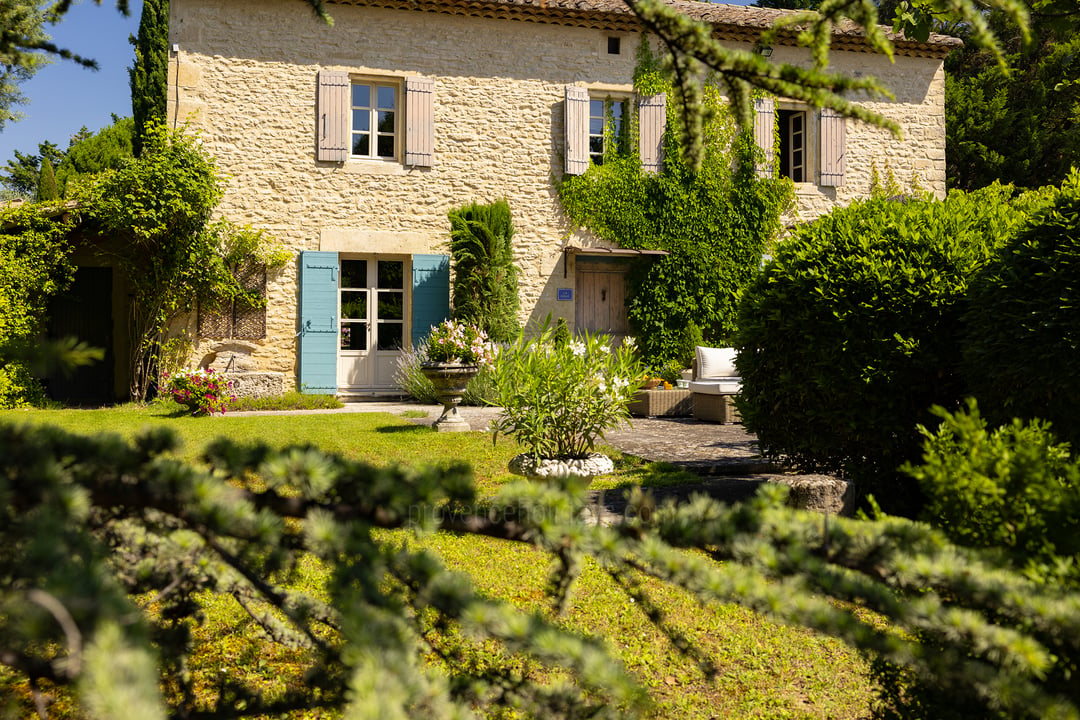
638 93 666 174
819 108 846 187
564 85 589 176
298 251 340 394
405 76 435 167
317 70 349 162
753 97 775 179
410 255 450 347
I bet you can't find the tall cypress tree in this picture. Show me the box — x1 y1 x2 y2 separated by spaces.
129 0 169 157
35 157 59 201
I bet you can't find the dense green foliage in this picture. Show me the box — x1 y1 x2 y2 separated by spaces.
560 81 791 366
734 186 1040 513
80 122 286 402
907 400 1080 581
4 418 1080 718
962 169 1080 447
0 140 61 199
871 400 1080 720
946 9 1080 190
1 118 134 200
448 199 520 343
129 0 168 157
55 116 135 193
0 202 76 407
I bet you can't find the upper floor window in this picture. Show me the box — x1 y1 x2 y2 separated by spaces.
778 109 807 183
588 96 628 166
351 82 398 160
565 85 666 176
317 70 434 167
753 97 845 187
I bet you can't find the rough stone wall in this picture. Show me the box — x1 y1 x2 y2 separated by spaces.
168 0 946 388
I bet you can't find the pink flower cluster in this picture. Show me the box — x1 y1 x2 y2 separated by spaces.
424 320 496 367
162 367 237 416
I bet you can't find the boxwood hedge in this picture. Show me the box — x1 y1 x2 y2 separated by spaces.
734 185 1035 514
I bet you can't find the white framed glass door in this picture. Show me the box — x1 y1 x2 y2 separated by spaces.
338 255 407 390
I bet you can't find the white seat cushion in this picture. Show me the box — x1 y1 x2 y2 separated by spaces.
695 346 738 379
688 379 741 395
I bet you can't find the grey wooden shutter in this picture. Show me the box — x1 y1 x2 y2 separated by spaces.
753 97 775 179
317 69 349 162
819 107 846 187
405 76 435 167
638 93 666 174
564 85 589 176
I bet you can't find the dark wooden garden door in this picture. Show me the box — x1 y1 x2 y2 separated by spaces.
574 256 630 343
45 266 115 404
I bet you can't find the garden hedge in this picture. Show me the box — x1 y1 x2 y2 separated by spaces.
734 185 1035 513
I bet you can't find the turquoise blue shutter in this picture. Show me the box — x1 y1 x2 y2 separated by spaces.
411 254 450 347
298 251 339 394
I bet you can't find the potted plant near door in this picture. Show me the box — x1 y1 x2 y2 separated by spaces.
420 320 495 432
492 322 644 485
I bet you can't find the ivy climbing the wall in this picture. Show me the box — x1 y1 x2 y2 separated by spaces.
559 42 792 366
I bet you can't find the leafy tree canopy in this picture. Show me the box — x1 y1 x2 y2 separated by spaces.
946 5 1080 190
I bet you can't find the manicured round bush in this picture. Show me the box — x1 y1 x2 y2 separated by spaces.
734 186 1031 513
963 168 1080 448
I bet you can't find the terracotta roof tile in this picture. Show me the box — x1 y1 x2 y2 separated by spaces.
331 0 962 56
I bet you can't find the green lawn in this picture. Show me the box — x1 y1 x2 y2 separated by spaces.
0 404 873 719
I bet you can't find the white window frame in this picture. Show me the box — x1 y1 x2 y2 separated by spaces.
588 93 631 166
349 77 402 163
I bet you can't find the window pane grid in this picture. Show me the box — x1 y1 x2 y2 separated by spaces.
351 82 397 160
588 97 626 166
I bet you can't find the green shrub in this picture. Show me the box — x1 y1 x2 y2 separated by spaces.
871 400 1080 720
963 168 1080 448
492 325 643 460
734 186 1034 514
448 199 520 343
906 399 1080 579
0 202 76 408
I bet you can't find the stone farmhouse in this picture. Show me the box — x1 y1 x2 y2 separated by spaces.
161 0 959 397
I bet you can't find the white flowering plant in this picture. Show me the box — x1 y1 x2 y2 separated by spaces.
162 367 236 416
492 322 644 460
423 320 496 367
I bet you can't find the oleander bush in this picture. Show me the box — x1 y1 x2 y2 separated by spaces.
734 184 1039 514
962 168 1080 448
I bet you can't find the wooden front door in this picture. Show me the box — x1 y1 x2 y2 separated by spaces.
337 256 407 391
574 256 630 343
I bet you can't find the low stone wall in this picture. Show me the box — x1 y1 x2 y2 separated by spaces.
765 474 855 516
226 371 285 399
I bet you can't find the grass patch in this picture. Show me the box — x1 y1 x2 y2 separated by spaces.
1 406 873 718
226 392 344 412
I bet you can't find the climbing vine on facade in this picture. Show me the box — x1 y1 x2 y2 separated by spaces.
559 42 792 365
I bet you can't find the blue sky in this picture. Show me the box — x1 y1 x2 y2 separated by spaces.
0 0 142 163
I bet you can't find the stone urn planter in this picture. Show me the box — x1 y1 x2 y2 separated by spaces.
420 362 479 432
508 452 615 483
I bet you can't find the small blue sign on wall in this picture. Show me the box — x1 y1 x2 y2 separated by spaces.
557 288 573 301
